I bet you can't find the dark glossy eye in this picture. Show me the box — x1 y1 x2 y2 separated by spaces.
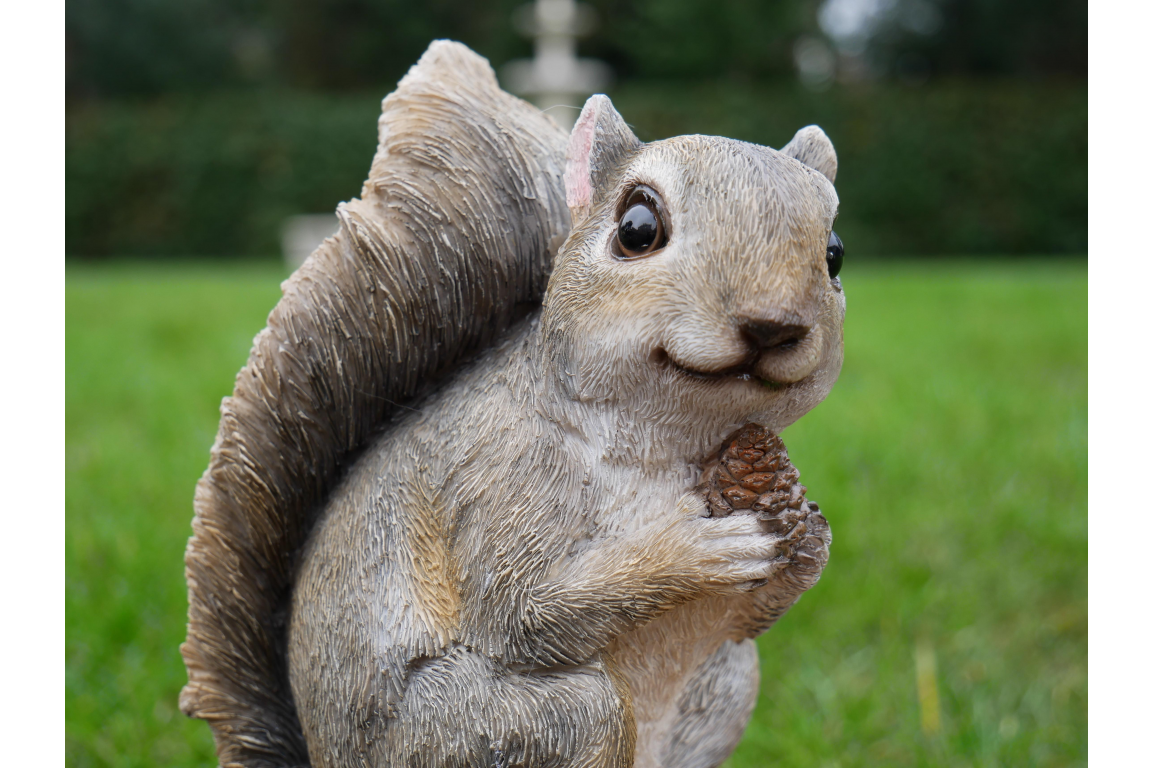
619 203 659 253
615 188 667 259
826 230 844 279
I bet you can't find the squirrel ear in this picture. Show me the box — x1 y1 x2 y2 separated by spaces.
565 95 641 222
781 125 838 184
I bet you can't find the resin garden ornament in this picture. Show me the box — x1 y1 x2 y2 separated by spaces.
181 40 846 768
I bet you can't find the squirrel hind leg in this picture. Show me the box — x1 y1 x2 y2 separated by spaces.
376 647 634 768
638 639 760 768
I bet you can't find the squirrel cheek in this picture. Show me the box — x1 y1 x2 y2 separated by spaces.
666 327 751 374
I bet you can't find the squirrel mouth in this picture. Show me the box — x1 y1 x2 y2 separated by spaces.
651 348 787 391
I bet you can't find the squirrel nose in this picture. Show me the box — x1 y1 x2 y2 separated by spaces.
738 318 810 352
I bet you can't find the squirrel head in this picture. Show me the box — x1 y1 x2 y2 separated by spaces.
540 95 845 447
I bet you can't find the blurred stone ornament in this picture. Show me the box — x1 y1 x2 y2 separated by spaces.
501 0 612 129
280 213 338 270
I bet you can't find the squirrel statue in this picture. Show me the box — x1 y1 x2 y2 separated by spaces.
181 40 845 768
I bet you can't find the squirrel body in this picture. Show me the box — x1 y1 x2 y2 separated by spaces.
183 41 843 768
289 313 834 766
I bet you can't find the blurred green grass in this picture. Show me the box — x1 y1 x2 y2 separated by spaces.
65 258 1086 767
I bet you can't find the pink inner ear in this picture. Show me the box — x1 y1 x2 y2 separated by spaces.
564 106 597 210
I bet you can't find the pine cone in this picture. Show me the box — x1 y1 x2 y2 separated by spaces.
696 423 821 537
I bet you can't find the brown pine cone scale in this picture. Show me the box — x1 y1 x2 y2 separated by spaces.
697 423 817 536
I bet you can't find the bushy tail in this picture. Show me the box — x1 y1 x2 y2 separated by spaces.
179 41 570 767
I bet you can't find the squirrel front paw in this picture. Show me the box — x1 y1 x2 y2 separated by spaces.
672 512 798 592
755 499 830 597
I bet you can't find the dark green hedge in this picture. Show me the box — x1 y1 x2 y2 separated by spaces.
66 80 1085 258
618 80 1087 257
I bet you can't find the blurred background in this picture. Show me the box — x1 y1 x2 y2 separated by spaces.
65 0 1086 261
65 1 1086 766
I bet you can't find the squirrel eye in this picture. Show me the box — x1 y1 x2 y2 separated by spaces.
826 230 844 279
615 188 667 259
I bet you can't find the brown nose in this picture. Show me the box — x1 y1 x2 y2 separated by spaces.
739 318 810 352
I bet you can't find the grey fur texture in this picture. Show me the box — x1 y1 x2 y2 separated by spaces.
183 40 844 768
181 41 570 766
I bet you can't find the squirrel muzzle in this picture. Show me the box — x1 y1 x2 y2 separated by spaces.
739 317 825 384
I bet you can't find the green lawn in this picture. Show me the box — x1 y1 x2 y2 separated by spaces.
65 258 1086 767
